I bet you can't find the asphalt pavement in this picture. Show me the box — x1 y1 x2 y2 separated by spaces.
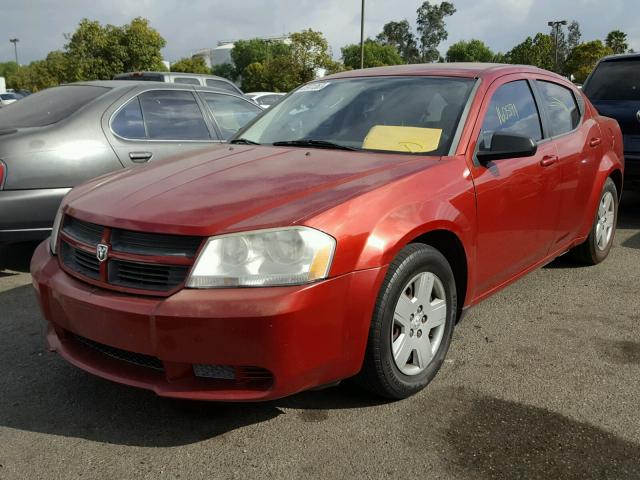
0 192 638 480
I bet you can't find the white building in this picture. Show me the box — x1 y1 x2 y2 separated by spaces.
192 35 291 69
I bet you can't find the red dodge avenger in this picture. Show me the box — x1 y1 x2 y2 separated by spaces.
31 64 623 401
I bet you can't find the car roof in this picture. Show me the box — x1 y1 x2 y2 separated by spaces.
325 63 564 82
63 80 243 95
598 52 640 62
115 71 233 80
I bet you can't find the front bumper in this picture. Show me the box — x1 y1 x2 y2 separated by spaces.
31 241 386 401
0 188 70 243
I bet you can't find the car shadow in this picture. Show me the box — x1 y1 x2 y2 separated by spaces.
0 283 385 447
0 241 40 273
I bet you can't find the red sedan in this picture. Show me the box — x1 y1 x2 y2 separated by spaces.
31 64 623 401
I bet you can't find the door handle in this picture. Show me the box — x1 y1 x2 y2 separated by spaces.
129 151 152 162
589 137 602 148
540 155 559 167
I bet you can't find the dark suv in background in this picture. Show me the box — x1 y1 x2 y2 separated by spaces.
583 53 640 189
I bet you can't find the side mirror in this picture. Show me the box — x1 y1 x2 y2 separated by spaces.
476 132 537 164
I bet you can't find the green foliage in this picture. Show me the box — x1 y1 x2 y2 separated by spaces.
0 61 19 80
376 20 420 63
170 56 210 74
416 1 456 62
566 40 613 83
506 33 555 71
605 30 629 54
446 39 494 63
234 30 336 92
212 63 237 80
341 39 404 70
65 17 166 81
231 39 291 78
6 17 166 92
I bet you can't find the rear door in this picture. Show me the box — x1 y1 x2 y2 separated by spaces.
469 76 561 294
584 58 640 157
533 79 600 249
103 87 222 167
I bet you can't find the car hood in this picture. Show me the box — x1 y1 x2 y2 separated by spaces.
65 145 438 236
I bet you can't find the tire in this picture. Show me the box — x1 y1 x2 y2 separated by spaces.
356 243 457 400
570 177 618 265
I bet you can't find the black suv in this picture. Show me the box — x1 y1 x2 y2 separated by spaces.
583 53 640 189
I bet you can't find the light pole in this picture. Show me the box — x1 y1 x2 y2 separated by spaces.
547 20 567 72
360 0 365 69
9 38 19 65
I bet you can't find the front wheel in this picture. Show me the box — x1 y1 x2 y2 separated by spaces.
570 177 618 265
356 244 457 399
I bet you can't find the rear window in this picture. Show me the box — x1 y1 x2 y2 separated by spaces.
0 85 109 129
205 78 239 93
584 59 640 101
174 77 201 85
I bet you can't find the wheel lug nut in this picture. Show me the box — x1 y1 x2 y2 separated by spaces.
421 315 427 323
417 305 423 313
410 313 414 321
417 330 422 338
410 329 414 337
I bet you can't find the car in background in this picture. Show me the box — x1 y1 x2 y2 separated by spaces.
0 92 20 107
114 71 243 95
583 53 640 189
31 64 623 402
0 80 262 244
246 92 286 108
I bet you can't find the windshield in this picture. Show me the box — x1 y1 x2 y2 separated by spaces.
584 60 640 102
0 85 109 129
239 76 475 155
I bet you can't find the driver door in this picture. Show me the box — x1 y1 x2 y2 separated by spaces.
469 77 561 296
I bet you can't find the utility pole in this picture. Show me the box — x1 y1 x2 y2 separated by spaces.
9 38 19 65
547 20 567 72
360 0 365 69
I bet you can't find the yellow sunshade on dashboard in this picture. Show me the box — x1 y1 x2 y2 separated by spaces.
363 126 443 153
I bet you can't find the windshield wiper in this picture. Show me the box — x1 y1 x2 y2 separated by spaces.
230 138 260 145
272 139 360 151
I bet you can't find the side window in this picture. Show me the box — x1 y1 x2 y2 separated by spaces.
200 93 262 140
138 90 211 140
260 95 284 106
173 77 201 85
536 81 581 136
205 79 239 93
111 96 146 139
479 80 543 150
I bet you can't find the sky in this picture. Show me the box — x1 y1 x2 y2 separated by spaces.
1 0 638 65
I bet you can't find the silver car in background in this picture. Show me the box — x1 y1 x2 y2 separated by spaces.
0 80 263 244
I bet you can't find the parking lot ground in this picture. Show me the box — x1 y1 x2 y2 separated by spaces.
0 192 639 480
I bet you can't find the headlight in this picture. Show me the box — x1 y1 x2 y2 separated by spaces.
49 204 65 255
186 227 336 288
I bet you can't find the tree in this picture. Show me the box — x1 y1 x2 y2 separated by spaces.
446 39 494 62
171 56 210 74
567 21 582 51
342 39 404 69
212 63 236 80
566 40 613 83
231 39 291 79
376 20 420 63
416 1 456 62
0 61 19 80
506 33 554 70
289 29 335 82
65 17 166 81
605 30 629 54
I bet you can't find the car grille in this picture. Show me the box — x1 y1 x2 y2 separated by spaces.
58 215 202 295
73 334 164 371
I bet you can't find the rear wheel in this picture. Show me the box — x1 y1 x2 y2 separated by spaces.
570 177 618 265
356 244 456 399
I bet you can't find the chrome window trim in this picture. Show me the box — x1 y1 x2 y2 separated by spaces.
108 87 223 143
